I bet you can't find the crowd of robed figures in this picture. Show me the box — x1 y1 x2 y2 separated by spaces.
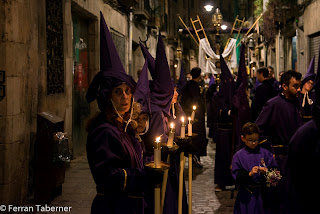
84 11 320 214
206 40 320 213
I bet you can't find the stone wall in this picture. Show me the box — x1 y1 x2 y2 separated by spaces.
0 0 41 204
297 0 320 76
0 0 140 205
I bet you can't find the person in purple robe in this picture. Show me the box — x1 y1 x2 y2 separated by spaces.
298 56 316 123
211 55 236 191
180 67 208 167
285 67 320 214
255 70 303 171
85 12 153 214
140 34 188 214
255 70 303 213
232 122 277 214
251 67 278 121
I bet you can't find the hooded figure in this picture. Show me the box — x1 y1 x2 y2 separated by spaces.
286 48 320 214
140 35 188 214
86 12 146 214
298 56 316 123
211 55 236 191
140 33 174 150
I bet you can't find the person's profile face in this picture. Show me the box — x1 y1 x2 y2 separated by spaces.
111 83 132 115
303 80 314 92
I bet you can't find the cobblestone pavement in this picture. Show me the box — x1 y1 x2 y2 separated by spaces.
185 140 237 214
45 140 237 214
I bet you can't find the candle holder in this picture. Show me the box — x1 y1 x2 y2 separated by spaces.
163 142 179 156
144 161 170 173
174 133 198 154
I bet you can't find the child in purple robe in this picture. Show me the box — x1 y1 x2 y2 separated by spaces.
232 122 277 214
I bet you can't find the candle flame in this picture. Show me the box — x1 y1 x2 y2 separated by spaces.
170 123 174 129
193 105 197 110
156 136 161 142
181 117 185 123
188 117 191 123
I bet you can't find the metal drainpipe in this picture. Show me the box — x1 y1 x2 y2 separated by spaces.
129 7 133 77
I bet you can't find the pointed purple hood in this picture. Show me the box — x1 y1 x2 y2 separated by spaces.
177 62 187 94
302 56 316 86
151 32 174 115
134 60 151 115
236 44 248 89
219 55 236 108
86 12 136 109
209 74 215 87
139 42 156 79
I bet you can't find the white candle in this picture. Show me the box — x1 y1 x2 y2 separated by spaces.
181 117 185 138
191 106 197 121
154 137 161 168
167 123 175 148
188 117 192 137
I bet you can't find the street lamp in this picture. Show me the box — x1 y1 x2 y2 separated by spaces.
204 4 214 12
212 8 223 35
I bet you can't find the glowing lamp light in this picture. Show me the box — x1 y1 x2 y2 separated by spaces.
204 4 214 12
221 25 227 30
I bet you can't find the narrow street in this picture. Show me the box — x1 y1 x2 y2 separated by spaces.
46 137 237 214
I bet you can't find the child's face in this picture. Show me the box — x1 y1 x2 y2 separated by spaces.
241 133 259 149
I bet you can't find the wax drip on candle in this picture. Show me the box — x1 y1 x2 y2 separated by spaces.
181 117 186 138
167 123 175 148
188 117 192 136
154 136 161 168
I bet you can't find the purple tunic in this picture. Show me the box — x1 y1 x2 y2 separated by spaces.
255 94 303 159
87 113 145 214
232 146 277 214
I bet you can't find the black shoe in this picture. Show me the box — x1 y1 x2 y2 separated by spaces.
192 156 203 168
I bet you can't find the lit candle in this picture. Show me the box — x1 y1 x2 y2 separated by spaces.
191 106 197 121
188 117 192 137
167 123 175 148
181 117 185 138
154 136 161 168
